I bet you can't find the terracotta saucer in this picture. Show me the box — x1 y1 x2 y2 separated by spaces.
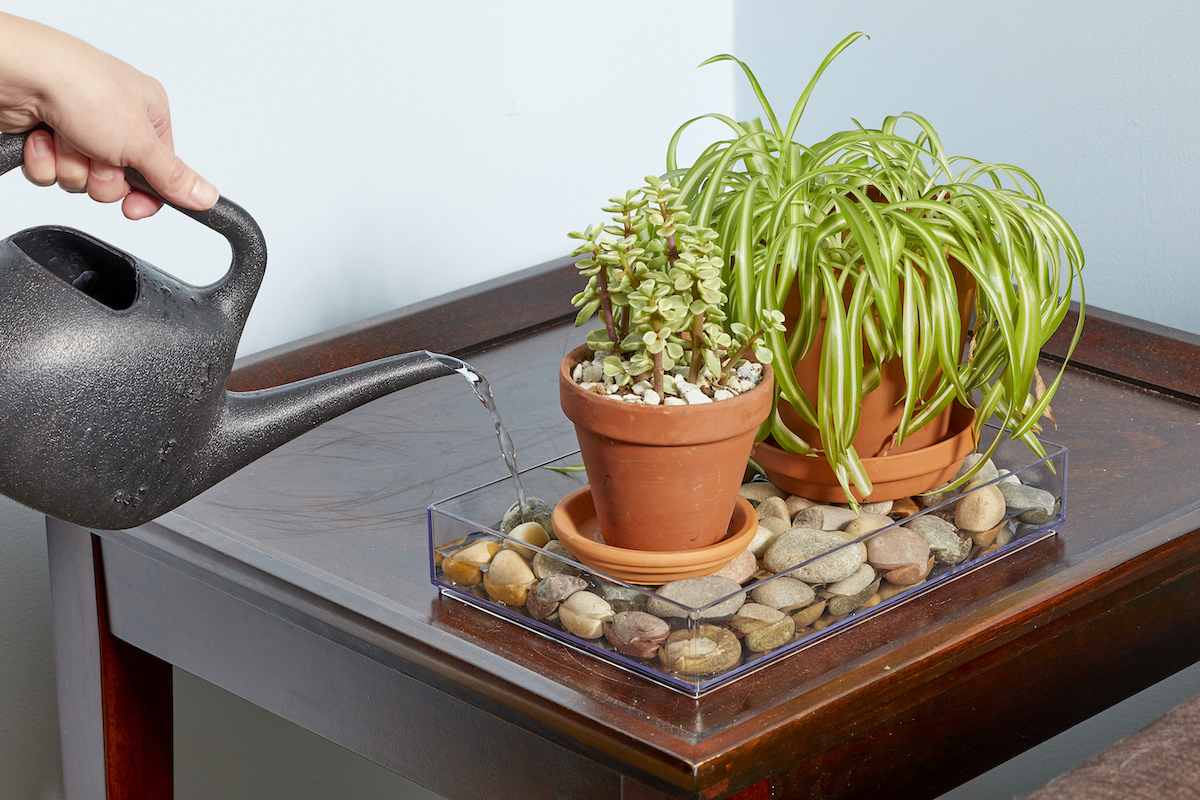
752 403 978 502
550 487 757 585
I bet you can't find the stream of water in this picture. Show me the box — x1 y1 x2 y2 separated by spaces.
428 352 531 520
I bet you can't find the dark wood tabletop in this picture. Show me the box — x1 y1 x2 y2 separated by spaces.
50 257 1200 800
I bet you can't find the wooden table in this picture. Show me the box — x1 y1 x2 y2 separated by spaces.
47 257 1200 799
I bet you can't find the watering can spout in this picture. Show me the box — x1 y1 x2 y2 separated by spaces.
208 351 460 486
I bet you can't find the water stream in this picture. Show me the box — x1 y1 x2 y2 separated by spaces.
428 352 531 520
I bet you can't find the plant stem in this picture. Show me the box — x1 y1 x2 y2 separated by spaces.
595 264 619 346
719 330 766 385
689 312 704 383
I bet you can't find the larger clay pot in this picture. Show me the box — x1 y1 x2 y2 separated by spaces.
765 255 977 501
559 345 774 552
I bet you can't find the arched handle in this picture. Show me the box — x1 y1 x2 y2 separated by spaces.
0 128 268 326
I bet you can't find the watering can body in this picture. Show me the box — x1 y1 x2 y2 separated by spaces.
0 131 457 528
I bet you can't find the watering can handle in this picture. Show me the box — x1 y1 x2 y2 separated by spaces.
0 128 267 317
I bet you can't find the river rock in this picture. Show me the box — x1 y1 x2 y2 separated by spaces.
884 556 935 586
504 521 551 560
659 625 742 675
958 454 1000 483
558 591 614 639
859 499 894 516
763 529 865 584
748 522 784 557
785 495 818 517
483 549 537 606
731 604 796 652
647 576 746 620
890 497 921 518
442 540 501 586
865 527 930 572
531 540 582 580
791 599 826 629
592 579 649 613
501 497 554 535
956 483 1007 532
711 549 757 584
603 611 670 659
750 576 816 611
826 564 877 597
905 515 971 565
756 496 791 523
999 482 1055 516
739 481 788 503
1018 503 1059 525
792 505 861 531
842 514 894 540
525 575 588 619
825 575 882 617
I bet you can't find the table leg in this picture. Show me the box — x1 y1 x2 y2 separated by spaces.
47 519 174 800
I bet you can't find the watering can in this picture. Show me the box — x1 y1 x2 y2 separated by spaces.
0 130 460 529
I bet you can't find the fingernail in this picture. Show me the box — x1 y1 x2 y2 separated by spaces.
191 177 219 209
29 134 51 158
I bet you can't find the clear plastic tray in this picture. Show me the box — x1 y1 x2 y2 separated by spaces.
428 426 1066 696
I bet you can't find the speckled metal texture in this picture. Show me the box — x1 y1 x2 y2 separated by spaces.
0 130 456 528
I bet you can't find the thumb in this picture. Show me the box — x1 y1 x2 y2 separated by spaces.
130 140 218 211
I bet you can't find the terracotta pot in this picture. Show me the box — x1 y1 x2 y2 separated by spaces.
779 257 977 459
762 253 977 502
551 487 758 584
753 402 978 503
559 345 774 552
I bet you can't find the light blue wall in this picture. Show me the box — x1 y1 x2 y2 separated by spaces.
732 0 1200 335
0 2 734 798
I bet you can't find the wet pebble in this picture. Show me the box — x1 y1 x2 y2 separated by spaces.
739 481 788 503
525 575 588 619
763 528 865 583
750 575 816 612
647 576 746 620
442 540 501 586
731 604 796 652
956 482 1007 532
501 497 554 535
999 482 1056 517
504 521 551 560
711 548 757 584
603 611 670 659
558 591 614 639
905 515 971 565
532 540 582 580
483 549 536 606
659 625 742 675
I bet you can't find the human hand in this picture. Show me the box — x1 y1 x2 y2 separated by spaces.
0 13 218 219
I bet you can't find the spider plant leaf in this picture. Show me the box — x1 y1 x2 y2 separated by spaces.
699 54 784 140
781 32 868 148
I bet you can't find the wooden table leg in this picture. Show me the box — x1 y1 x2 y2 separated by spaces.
47 519 173 800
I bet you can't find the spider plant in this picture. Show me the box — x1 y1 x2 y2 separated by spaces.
665 32 1085 501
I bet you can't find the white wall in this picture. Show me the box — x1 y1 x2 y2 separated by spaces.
0 2 733 797
732 0 1200 336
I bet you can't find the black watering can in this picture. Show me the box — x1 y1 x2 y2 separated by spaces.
0 130 460 529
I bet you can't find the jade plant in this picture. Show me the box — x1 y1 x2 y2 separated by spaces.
568 176 783 401
664 32 1085 499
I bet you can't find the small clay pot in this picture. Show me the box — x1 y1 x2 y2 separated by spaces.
559 345 773 552
551 487 757 584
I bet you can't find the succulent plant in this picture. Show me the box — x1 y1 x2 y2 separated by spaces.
569 176 783 400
